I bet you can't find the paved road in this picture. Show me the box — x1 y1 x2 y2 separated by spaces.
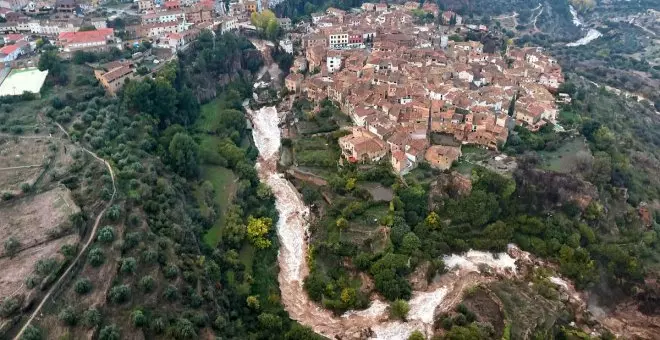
13 123 117 340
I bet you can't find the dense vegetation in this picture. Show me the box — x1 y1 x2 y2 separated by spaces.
274 0 366 21
13 30 321 339
293 83 659 326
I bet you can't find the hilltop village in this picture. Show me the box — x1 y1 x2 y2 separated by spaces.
284 2 565 175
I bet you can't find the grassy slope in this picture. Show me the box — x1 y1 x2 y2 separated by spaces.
197 98 240 247
538 137 589 173
201 165 237 247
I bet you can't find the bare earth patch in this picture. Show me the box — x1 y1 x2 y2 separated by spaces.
0 137 52 192
0 233 79 298
0 187 80 256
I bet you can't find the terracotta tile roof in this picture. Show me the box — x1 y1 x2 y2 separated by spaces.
101 65 133 83
0 44 21 55
59 28 114 44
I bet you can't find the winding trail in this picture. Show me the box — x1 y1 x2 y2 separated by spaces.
530 4 543 32
0 165 42 171
13 123 117 340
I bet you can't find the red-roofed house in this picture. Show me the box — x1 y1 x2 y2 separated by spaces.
58 28 114 53
3 33 27 42
164 0 180 10
391 149 409 174
339 127 387 163
0 43 24 62
165 32 185 50
94 63 135 94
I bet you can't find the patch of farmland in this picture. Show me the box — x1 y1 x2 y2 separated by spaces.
0 233 79 298
0 187 80 256
0 137 53 192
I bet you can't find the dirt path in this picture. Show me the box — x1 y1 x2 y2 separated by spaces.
0 134 61 139
0 165 42 171
530 4 543 32
13 123 117 340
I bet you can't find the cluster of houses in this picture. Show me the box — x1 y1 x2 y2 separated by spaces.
285 2 564 175
0 0 277 94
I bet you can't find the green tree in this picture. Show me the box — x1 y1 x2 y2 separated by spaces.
401 232 421 254
408 330 425 340
258 313 283 330
99 324 120 340
336 217 349 230
4 236 20 257
38 49 66 84
246 295 260 309
123 77 177 124
168 133 199 178
58 305 78 326
444 324 487 339
389 299 410 320
21 325 43 340
140 275 156 292
131 309 147 328
247 216 273 249
109 284 131 304
174 318 196 339
97 226 115 243
79 25 97 31
120 257 137 274
251 9 280 40
266 19 281 40
373 269 412 301
74 278 93 295
88 247 105 267
0 297 20 317
340 287 357 306
285 324 324 340
164 285 179 301
82 308 101 328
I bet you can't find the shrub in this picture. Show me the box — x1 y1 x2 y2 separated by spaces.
173 318 196 339
163 264 178 279
97 226 115 243
58 305 78 326
60 244 77 258
142 249 158 263
25 275 39 289
120 257 137 274
88 247 105 267
163 285 179 301
151 317 165 334
106 204 121 221
109 284 131 304
0 297 21 317
2 192 14 201
453 313 467 326
131 309 147 328
21 325 43 340
20 182 32 193
74 278 93 295
4 236 20 257
389 299 410 320
139 275 155 293
99 324 120 340
122 232 141 250
82 308 101 328
34 258 58 276
408 330 425 340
